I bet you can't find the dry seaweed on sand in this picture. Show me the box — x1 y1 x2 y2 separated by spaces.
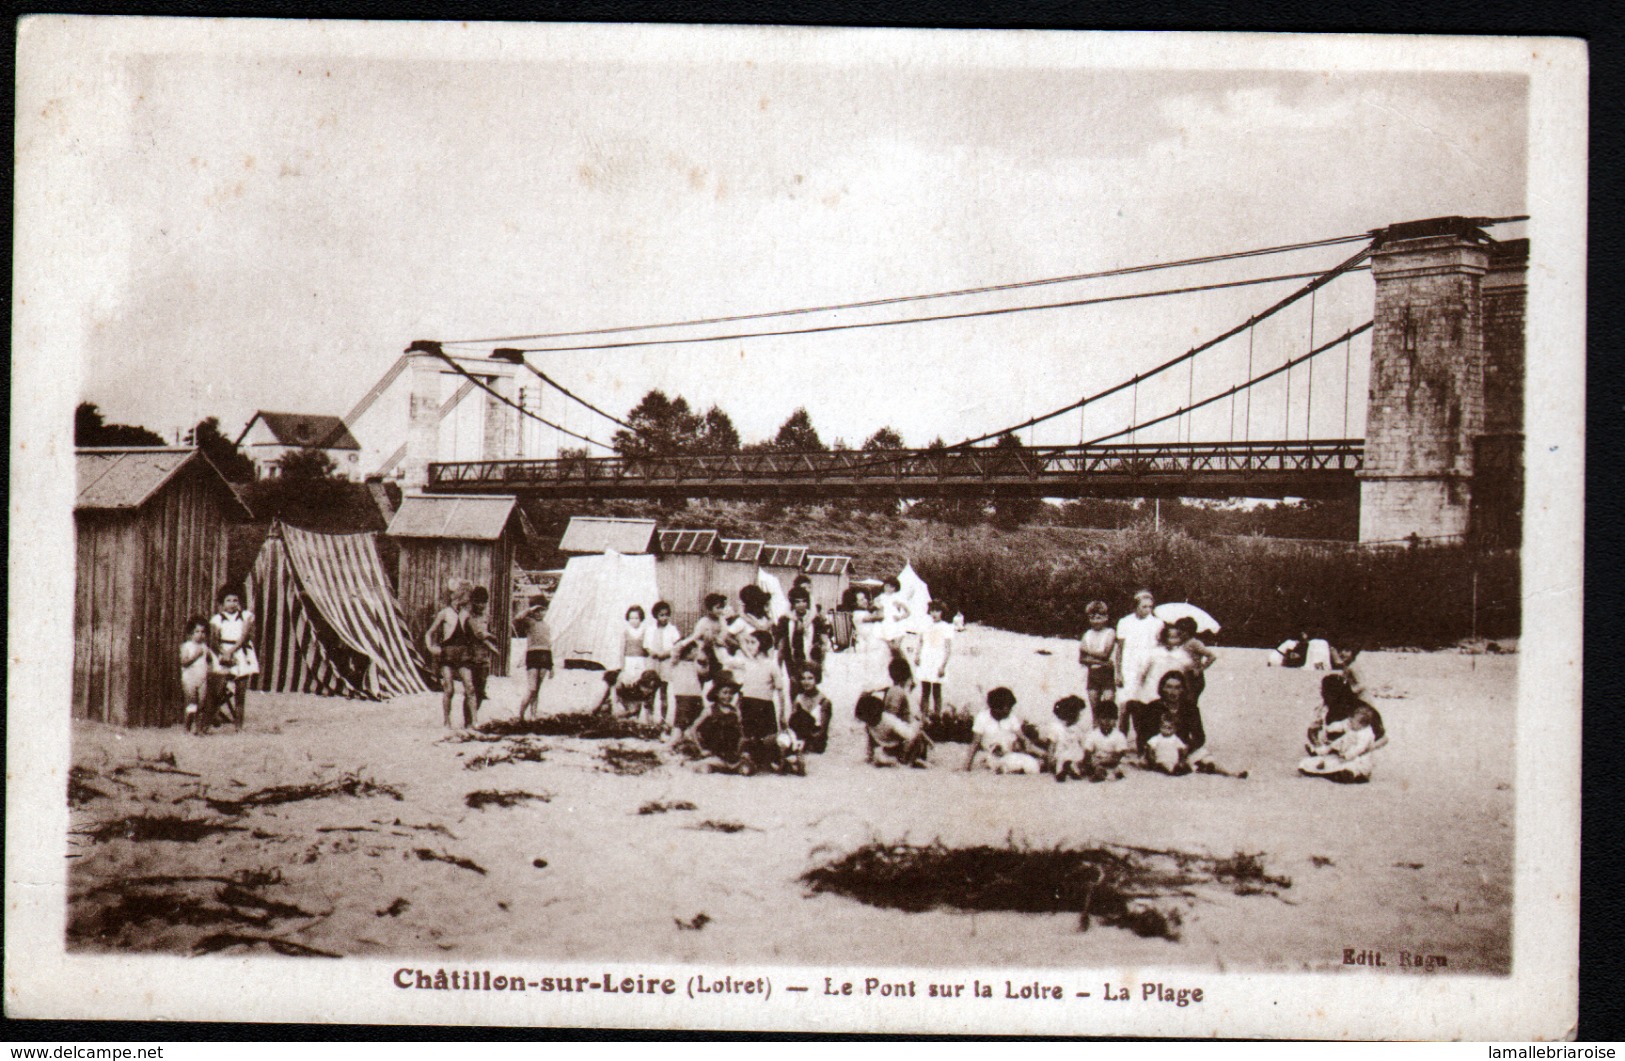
381 818 457 838
465 789 552 810
463 741 549 771
193 933 340 958
78 813 245 844
801 841 1292 941
599 745 664 776
203 772 403 814
413 848 488 875
637 799 698 815
481 713 665 741
923 713 977 744
69 871 316 945
689 819 752 834
68 766 110 806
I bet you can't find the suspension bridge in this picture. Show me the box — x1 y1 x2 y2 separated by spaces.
338 215 1526 545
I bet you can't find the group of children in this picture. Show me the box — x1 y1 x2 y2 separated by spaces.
505 579 1388 785
510 578 840 776
178 585 261 734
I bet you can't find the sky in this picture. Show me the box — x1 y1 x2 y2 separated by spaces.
48 24 1528 468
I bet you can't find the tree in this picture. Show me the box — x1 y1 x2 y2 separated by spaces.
861 426 905 451
75 402 166 447
185 417 256 481
613 390 702 459
771 407 825 453
910 436 983 527
989 432 1042 529
275 446 340 482
695 405 741 453
858 426 907 515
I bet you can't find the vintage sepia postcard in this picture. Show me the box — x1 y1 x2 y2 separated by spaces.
8 19 1584 1038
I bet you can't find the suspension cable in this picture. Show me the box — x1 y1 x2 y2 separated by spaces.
494 353 637 431
440 233 1372 347
1085 322 1372 445
939 244 1373 450
412 343 614 452
470 267 1370 356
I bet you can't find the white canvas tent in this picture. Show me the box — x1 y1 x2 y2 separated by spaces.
545 550 661 670
896 562 934 634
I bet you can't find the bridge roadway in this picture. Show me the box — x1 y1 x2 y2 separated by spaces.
424 439 1364 502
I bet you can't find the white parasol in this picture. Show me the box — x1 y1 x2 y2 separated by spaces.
1154 602 1221 634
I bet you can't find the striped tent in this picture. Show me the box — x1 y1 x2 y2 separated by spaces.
247 521 434 700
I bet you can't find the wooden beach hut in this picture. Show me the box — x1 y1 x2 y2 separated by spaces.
708 538 764 604
801 554 853 615
654 529 719 634
388 495 523 677
758 544 808 597
74 448 253 727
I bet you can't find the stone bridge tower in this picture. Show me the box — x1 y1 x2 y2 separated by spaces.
401 346 519 490
1359 217 1526 545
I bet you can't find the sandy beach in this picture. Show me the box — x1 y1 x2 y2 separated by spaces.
66 628 1514 974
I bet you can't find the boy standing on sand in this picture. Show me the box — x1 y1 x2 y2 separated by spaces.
515 593 553 722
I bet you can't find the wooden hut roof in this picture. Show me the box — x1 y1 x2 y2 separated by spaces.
760 544 808 568
558 516 657 554
803 554 852 576
657 529 719 555
387 495 518 541
76 448 252 518
717 538 764 564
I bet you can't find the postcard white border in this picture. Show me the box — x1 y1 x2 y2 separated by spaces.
6 20 1585 1038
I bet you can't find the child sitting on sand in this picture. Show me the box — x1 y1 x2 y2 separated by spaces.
679 678 752 774
1037 695 1091 782
180 617 214 734
1307 673 1388 754
965 687 1042 774
1145 714 1192 775
1300 704 1381 783
787 663 833 755
881 655 916 724
1082 703 1130 782
856 691 931 768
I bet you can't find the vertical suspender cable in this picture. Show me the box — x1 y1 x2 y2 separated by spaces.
1306 290 1317 438
1244 326 1254 444
1186 355 1195 443
1283 340 1292 440
1342 333 1352 438
1131 379 1139 444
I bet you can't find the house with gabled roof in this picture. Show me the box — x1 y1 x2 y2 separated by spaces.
236 411 363 481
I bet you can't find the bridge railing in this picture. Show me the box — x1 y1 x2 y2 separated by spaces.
427 439 1364 489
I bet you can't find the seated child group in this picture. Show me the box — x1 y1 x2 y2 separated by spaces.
503 578 1388 784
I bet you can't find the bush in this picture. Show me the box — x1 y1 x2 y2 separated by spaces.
911 527 1518 649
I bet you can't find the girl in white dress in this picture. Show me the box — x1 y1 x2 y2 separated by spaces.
873 576 913 661
1113 590 1165 743
208 586 258 731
